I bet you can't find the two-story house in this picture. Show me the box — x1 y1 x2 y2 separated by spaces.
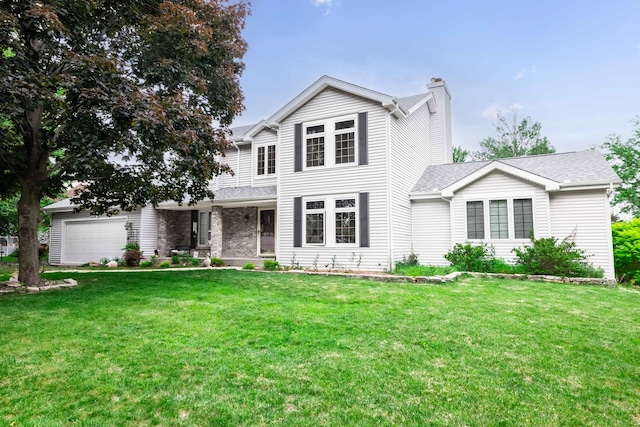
44 75 620 278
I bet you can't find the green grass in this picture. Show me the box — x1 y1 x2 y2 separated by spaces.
393 263 457 277
1 270 639 426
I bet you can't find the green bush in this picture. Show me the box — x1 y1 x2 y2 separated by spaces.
512 236 591 277
171 255 180 265
191 257 200 266
210 257 225 267
242 262 255 270
263 260 280 271
123 242 140 251
611 219 640 284
159 261 170 268
140 260 153 268
444 243 496 272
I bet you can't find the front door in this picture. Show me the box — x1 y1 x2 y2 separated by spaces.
259 209 275 255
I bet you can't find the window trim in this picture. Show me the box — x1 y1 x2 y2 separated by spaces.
255 143 277 178
302 114 358 171
465 197 534 241
302 194 360 247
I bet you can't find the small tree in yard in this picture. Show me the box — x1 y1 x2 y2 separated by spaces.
0 1 249 286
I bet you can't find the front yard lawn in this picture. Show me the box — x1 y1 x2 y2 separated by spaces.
1 270 639 426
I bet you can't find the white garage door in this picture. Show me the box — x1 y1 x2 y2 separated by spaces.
63 218 127 264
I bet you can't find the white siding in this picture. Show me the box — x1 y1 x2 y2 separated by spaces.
139 205 158 257
450 171 549 263
411 199 451 265
49 209 142 265
277 87 391 271
427 83 452 165
389 102 432 262
252 128 278 187
217 146 238 188
549 190 615 279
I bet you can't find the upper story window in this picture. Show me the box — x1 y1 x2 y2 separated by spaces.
257 145 276 176
303 115 357 169
294 112 367 172
466 198 534 240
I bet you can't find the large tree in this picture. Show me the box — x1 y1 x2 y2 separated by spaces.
474 111 555 160
0 1 249 285
603 117 640 217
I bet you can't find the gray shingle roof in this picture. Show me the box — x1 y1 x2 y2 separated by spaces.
212 185 277 201
412 150 620 193
397 93 428 114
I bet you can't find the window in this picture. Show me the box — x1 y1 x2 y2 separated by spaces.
257 145 276 176
304 116 357 169
335 120 355 164
305 200 325 244
489 200 508 239
466 201 485 239
466 198 534 240
306 125 325 167
514 199 534 239
335 198 356 243
198 212 210 246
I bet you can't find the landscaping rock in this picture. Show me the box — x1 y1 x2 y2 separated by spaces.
9 276 18 283
63 278 78 286
107 261 118 268
26 287 40 292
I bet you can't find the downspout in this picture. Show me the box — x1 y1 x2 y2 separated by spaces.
385 111 394 270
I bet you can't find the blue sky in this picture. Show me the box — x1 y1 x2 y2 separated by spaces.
233 0 640 154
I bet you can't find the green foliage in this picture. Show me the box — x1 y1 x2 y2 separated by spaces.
401 252 420 266
445 243 496 272
191 258 200 266
159 261 170 268
263 260 280 271
452 146 469 163
611 218 640 284
474 112 555 160
512 236 591 277
123 242 140 251
0 1 250 285
242 262 255 270
171 255 180 265
603 117 640 216
210 257 225 267
123 249 144 267
140 260 153 268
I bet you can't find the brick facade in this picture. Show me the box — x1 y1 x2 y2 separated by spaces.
221 207 258 257
157 210 191 257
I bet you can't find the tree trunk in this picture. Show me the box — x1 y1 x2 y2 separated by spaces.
18 188 42 286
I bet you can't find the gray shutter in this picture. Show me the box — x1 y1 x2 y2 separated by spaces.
294 123 302 172
294 197 302 247
358 112 368 165
359 192 369 247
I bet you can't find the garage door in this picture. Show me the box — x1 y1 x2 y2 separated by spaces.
63 218 127 264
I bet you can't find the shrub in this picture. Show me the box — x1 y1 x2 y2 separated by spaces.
140 260 153 267
445 243 495 272
263 260 280 271
210 257 225 267
123 249 144 267
159 261 170 268
402 252 419 266
191 257 200 266
611 219 640 284
123 242 140 251
171 255 180 265
242 262 255 270
489 258 517 274
512 236 590 277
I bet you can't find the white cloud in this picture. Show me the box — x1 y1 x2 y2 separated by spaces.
513 66 537 81
481 102 523 120
311 0 332 15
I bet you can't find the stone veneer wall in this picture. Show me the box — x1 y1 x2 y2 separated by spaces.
157 210 192 257
222 207 258 257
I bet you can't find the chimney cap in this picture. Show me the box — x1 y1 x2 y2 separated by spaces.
431 77 444 83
